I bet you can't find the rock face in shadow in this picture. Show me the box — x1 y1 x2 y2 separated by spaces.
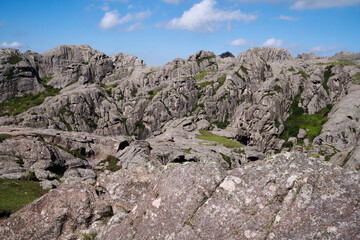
0 45 360 239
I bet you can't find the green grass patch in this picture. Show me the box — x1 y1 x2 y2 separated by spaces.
323 65 334 95
220 153 231 167
0 87 60 116
195 70 216 80
182 149 191 154
297 70 309 79
131 88 137 97
288 67 296 72
274 85 283 93
0 134 12 143
340 151 352 167
352 72 360 85
148 88 162 100
39 77 53 86
196 130 243 148
0 178 48 215
280 104 333 142
82 232 98 240
99 155 122 172
212 74 226 95
196 55 216 65
233 148 245 154
5 55 22 64
198 81 213 89
240 65 249 75
316 59 355 67
235 71 245 81
6 67 15 80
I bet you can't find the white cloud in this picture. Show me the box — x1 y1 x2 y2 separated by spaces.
125 22 144 32
99 10 151 30
234 0 360 9
162 0 181 4
263 38 283 47
278 15 299 21
228 38 248 46
291 0 360 9
166 0 258 32
0 41 23 48
311 45 341 53
101 3 110 11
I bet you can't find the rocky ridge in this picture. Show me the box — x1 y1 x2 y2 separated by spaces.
0 45 360 239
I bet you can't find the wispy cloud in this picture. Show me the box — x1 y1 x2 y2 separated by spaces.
162 0 182 4
125 22 144 32
278 15 299 21
228 38 248 46
234 0 360 9
0 41 24 48
165 0 258 32
291 0 360 9
310 45 341 53
0 21 4 28
263 38 283 47
99 10 151 30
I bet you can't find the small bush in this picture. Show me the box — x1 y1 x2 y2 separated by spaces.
240 65 249 74
99 155 122 172
0 134 12 143
6 55 22 64
20 171 38 181
323 65 334 94
274 85 283 93
220 153 231 167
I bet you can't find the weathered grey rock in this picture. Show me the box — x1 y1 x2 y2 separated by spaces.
0 183 112 240
297 128 307 139
96 152 360 240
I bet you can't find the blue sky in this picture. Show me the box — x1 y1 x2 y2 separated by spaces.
0 0 359 66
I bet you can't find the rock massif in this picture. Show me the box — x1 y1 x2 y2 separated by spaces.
0 45 359 239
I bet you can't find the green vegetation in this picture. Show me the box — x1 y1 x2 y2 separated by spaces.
190 103 204 114
323 65 334 95
274 85 283 93
6 67 15 80
297 70 309 79
274 120 281 128
195 70 216 80
212 74 226 95
196 129 243 148
233 148 245 154
213 120 230 129
196 55 216 65
39 77 53 86
0 178 48 215
352 72 360 85
131 87 138 97
5 55 22 64
340 151 352 167
240 65 249 74
100 83 118 96
315 59 355 67
235 71 245 81
99 155 122 172
182 149 191 154
20 171 38 181
198 81 213 90
220 153 231 167
148 88 162 100
260 56 271 71
280 103 333 143
0 134 12 143
49 143 85 159
0 88 60 116
82 232 98 240
288 67 296 72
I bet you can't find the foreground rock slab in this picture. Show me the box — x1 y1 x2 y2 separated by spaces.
97 152 360 240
